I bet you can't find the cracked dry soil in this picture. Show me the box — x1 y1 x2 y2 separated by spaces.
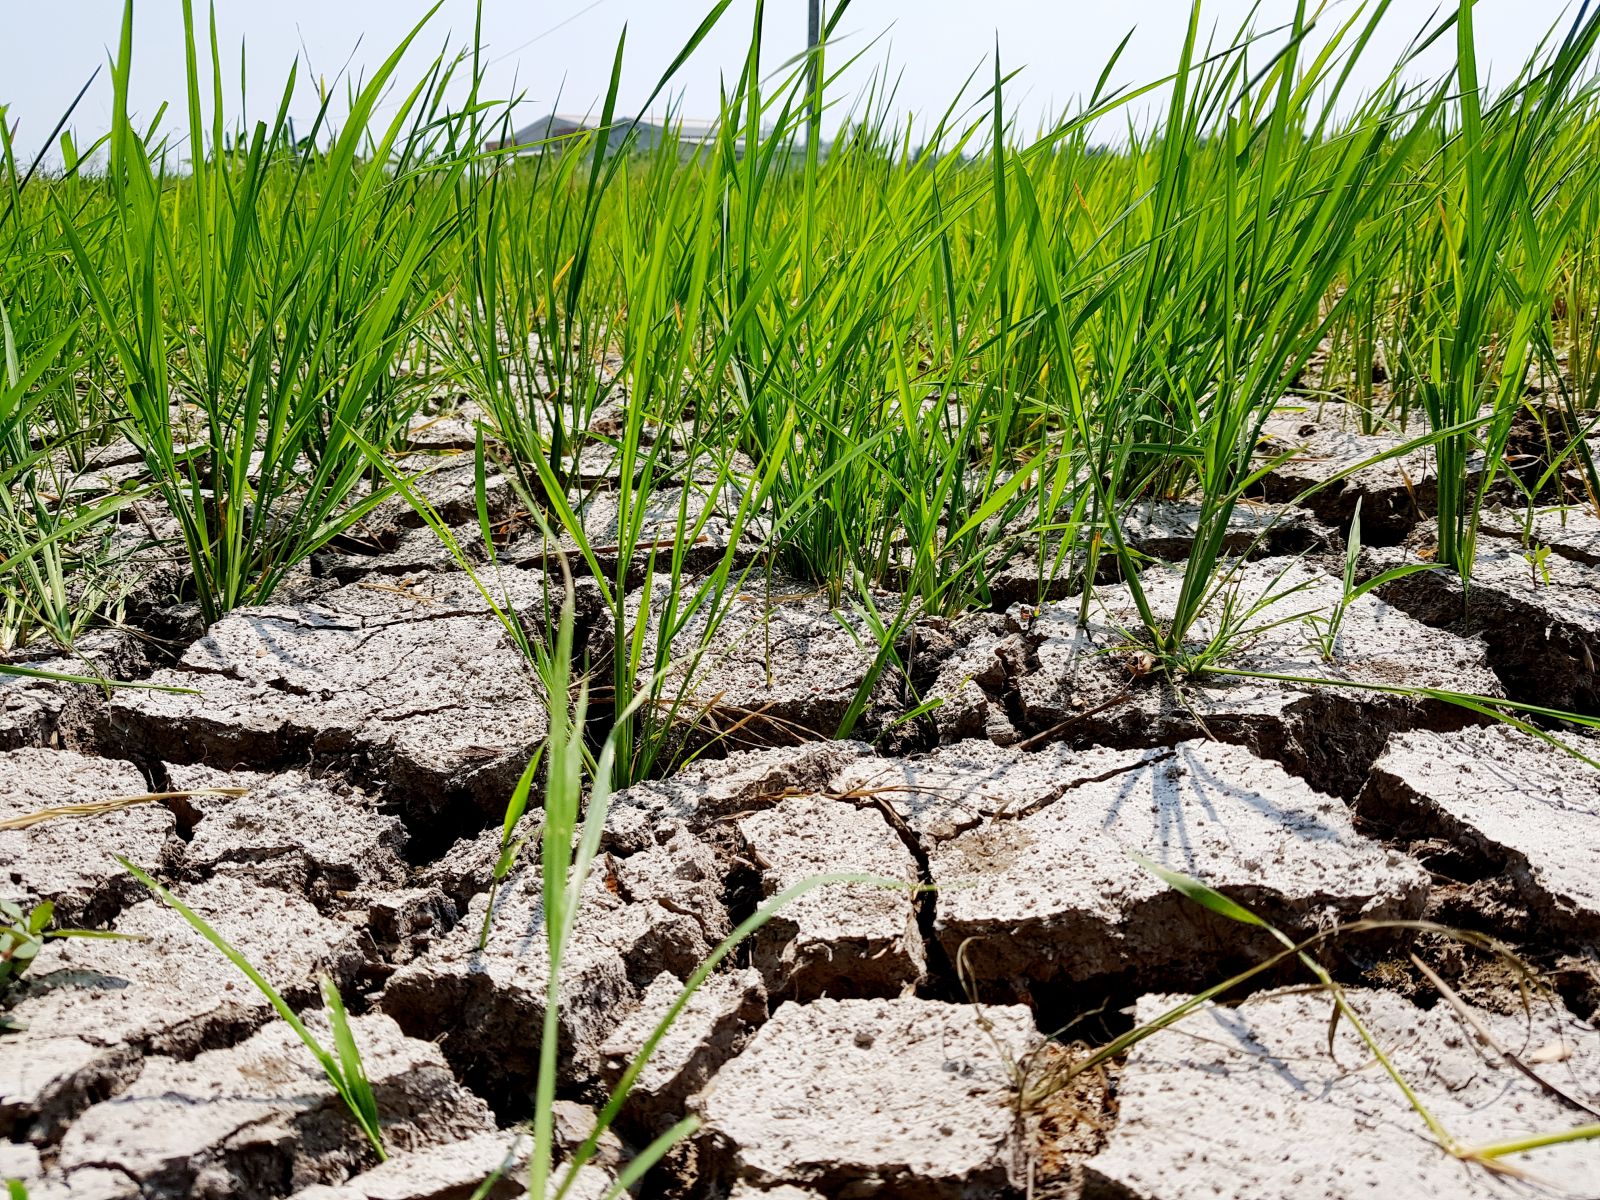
5 418 1600 1200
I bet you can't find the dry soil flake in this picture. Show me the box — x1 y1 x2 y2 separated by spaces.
288 1130 529 1200
382 825 728 1102
0 748 175 927
737 796 925 999
1361 725 1600 938
696 996 1035 1198
1083 988 1600 1200
165 763 408 909
1256 403 1479 542
851 738 1427 988
50 1012 495 1200
1368 533 1600 713
601 740 869 854
1015 556 1500 796
1 875 364 1146
622 578 896 752
0 630 150 753
107 572 549 824
599 968 767 1134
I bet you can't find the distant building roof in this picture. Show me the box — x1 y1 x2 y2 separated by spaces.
486 113 769 154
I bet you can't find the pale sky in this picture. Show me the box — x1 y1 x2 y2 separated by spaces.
1 1 1578 161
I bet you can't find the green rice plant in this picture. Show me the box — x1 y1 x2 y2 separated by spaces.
525 581 891 1198
1411 0 1600 583
0 300 135 654
1302 498 1441 662
120 859 387 1159
1059 0 1451 671
477 750 542 952
58 1 480 626
1 899 136 1027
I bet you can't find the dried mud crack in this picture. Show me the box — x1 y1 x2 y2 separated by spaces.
6 508 1600 1200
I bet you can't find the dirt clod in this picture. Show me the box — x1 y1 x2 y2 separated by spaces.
52 1011 494 1200
1084 987 1600 1199
0 748 175 927
696 996 1034 1199
1361 725 1600 939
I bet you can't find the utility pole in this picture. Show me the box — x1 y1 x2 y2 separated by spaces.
807 0 822 115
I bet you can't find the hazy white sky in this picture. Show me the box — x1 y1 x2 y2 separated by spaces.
1 1 1578 159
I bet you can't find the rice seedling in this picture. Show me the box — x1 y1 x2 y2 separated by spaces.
120 858 390 1158
0 898 135 1021
9 0 1600 1191
1409 0 1600 585
56 0 489 627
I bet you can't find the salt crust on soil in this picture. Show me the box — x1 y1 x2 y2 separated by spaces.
1479 502 1600 565
1362 725 1600 937
1085 988 1600 1199
107 572 550 822
2 877 364 1145
1012 556 1501 795
696 996 1034 1198
54 1011 493 1200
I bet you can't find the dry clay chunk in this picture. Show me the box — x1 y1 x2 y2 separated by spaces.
600 968 766 1130
603 740 868 854
0 1140 137 1200
0 748 172 926
626 579 892 748
1 875 364 1145
54 1012 494 1200
167 763 408 906
926 739 1428 986
1362 725 1600 937
1257 403 1475 539
288 1131 528 1200
1016 556 1499 796
107 573 548 819
738 796 924 998
1085 988 1600 1199
697 996 1034 1198
384 840 722 1100
0 630 149 753
1369 534 1600 713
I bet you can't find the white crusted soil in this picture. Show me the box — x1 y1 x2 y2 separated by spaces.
107 572 549 821
0 749 174 926
696 996 1035 1198
53 1012 494 1200
2 876 365 1145
1361 725 1600 937
925 739 1428 986
1085 988 1600 1199
738 796 925 998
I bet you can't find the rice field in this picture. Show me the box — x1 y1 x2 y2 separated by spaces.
4 2 1600 1197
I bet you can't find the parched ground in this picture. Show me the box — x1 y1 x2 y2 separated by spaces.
4 405 1600 1200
